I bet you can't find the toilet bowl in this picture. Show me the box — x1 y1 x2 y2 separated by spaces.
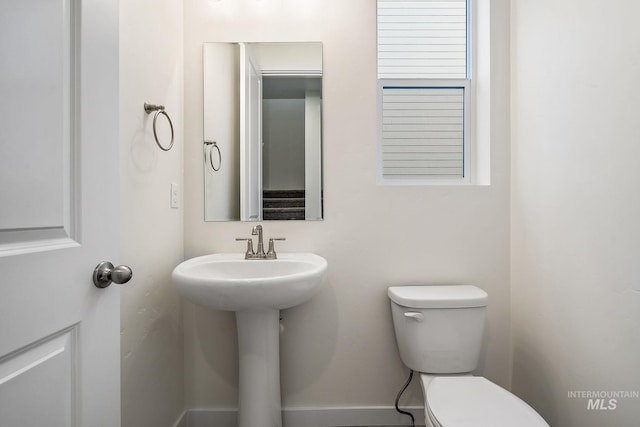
388 285 549 427
422 375 548 426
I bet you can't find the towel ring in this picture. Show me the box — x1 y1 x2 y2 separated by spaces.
144 102 174 151
204 140 221 171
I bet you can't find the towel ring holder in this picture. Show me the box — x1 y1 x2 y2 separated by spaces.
204 140 221 171
144 102 174 151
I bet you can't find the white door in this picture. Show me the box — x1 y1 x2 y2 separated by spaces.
239 43 263 221
0 0 121 426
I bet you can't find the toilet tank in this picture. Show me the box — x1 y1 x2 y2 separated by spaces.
388 285 488 374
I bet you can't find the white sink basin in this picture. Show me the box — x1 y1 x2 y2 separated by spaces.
172 252 328 311
172 251 327 427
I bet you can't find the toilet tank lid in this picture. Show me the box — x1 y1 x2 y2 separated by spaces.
388 285 488 308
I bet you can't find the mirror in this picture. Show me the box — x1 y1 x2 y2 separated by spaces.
203 42 323 221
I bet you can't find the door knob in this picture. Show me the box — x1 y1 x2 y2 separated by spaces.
93 261 133 288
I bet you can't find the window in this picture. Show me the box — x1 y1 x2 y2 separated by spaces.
377 0 473 184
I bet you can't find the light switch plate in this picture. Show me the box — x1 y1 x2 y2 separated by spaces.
170 183 179 208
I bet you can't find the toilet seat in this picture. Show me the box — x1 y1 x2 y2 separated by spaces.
423 375 549 427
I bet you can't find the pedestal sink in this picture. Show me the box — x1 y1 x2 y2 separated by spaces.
172 252 328 427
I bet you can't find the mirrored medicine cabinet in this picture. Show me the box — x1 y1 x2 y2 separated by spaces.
203 42 323 222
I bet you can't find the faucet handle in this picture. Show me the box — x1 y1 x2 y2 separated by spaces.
266 238 286 259
235 238 255 259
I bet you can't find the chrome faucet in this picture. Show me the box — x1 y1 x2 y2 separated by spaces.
236 225 285 259
252 225 266 258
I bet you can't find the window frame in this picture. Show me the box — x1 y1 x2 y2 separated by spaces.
376 0 476 185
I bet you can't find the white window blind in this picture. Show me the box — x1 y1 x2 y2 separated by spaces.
377 0 468 79
381 87 464 178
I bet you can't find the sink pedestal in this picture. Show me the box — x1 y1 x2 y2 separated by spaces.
172 252 328 427
236 308 282 427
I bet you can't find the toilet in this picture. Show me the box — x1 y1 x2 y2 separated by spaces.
388 285 549 427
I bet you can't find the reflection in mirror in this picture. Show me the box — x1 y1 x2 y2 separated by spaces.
203 42 323 221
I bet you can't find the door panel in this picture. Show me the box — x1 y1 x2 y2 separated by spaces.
0 327 77 426
0 0 76 253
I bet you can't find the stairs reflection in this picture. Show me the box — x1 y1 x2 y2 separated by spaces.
263 189 305 220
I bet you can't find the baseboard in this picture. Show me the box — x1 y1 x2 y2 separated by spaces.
172 410 188 427
180 406 424 427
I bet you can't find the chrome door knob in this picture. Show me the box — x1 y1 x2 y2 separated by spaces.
93 261 133 288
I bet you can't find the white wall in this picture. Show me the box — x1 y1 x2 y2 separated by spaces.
305 89 323 220
263 98 306 190
204 43 241 220
511 1 640 425
252 42 323 73
119 0 184 425
183 0 511 410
